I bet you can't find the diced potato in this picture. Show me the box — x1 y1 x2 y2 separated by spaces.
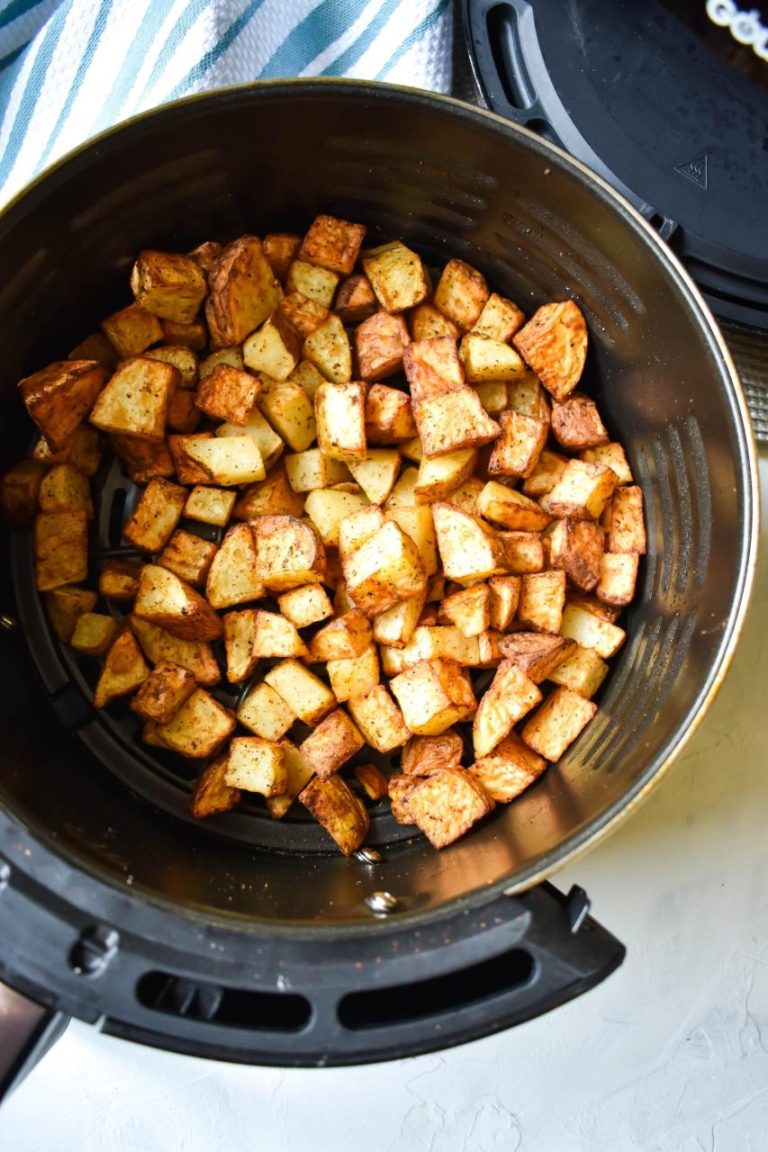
372 594 424 649
597 552 639 606
243 315 301 381
155 689 235 759
310 609 371 661
303 314 352 384
0 459 47 525
521 686 597 761
34 510 88 591
102 304 164 358
267 741 316 820
513 300 588 402
205 522 264 609
338 505 386 559
288 359 327 400
385 506 437 575
278 583 333 629
130 250 207 324
112 435 175 482
388 773 420 821
415 448 477 501
507 373 552 420
334 273 377 324
518 570 567 634
472 292 525 341
362 241 429 313
188 239 223 271
160 318 207 350
355 311 409 381
263 233 301 281
347 449 400 504
581 442 633 485
252 515 326 590
401 729 463 775
397 625 480 670
299 773 370 856
548 518 604 591
264 659 336 725
522 449 568 497
472 660 541 757
438 583 490 638
414 388 500 459
551 394 609 451
158 529 217 588
459 333 526 383
434 258 489 330
305 488 369 547
299 708 364 780
135 563 223 641
386 466 419 507
222 609 260 683
477 480 552 531
251 609 308 659
70 612 119 658
258 380 316 452
190 753 241 819
224 736 287 796
314 381 366 461
146 345 198 389
123 478 187 552
354 763 389 801
488 410 548 478
286 259 340 307
233 464 305 519
284 448 348 493
379 644 409 677
403 335 464 402
548 644 608 699
199 347 244 380
277 291 329 339
443 476 485 516
390 658 476 736
400 767 493 848
128 616 221 686
603 485 647 554
300 214 367 275
205 235 283 348
560 602 626 658
93 629 150 709
326 645 381 703
409 301 461 342
348 685 410 753
432 502 505 585
488 575 521 630
44 585 98 642
68 332 118 372
477 629 504 667
19 360 106 450
469 732 546 803
180 434 265 486
90 357 176 442
364 383 416 444
497 530 545 574
541 459 618 521
237 681 296 741
498 632 576 682
32 424 103 477
342 520 426 615
166 388 201 434
195 364 261 425
184 485 236 528
129 659 196 724
474 380 509 414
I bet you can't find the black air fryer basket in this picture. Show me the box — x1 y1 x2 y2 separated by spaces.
0 81 757 1089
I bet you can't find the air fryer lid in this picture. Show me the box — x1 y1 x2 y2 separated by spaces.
463 0 768 327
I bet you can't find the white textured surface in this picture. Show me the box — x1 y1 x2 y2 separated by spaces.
2 451 766 1151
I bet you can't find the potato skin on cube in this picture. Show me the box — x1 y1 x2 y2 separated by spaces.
252 515 326 590
390 658 476 736
299 774 370 856
195 364 261 425
299 708 364 780
191 752 241 819
20 360 106 451
130 250 207 324
130 659 197 724
205 522 264 610
400 729 464 775
299 214 367 276
205 235 283 348
400 767 494 849
513 300 588 402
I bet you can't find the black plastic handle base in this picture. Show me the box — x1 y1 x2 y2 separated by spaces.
0 982 68 1101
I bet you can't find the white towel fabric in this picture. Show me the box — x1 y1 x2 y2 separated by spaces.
0 0 453 208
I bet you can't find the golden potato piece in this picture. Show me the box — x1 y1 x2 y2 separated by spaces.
497 530 545 575
472 292 525 342
160 318 207 351
130 250 207 324
205 522 265 610
128 616 221 687
195 364 261 425
355 311 409 381
390 658 476 736
267 741 316 820
513 300 588 402
205 235 283 348
432 502 505 585
70 612 118 658
364 383 416 444
403 335 464 402
252 514 326 590
401 767 493 849
122 478 187 552
277 583 333 629
310 609 372 661
487 410 548 479
521 686 597 762
130 659 197 724
603 485 647 554
303 314 352 384
224 736 287 797
276 291 329 339
438 583 490 638
233 464 305 520
183 485 236 528
469 732 547 803
315 381 367 461
93 629 150 709
44 585 98 643
410 302 461 342
560 602 626 658
518 570 567 634
179 434 265 487
414 447 477 502
433 258 489 331
401 729 464 776
548 644 609 699
354 763 390 801
191 752 241 819
102 303 164 359
258 379 316 452
243 315 301 381
551 394 609 451
90 357 176 443
541 459 618 521
155 689 235 759
348 685 410 754
20 360 105 451
477 480 552 532
498 632 576 683
0 459 47 526
222 609 260 683
237 681 296 741
298 708 364 780
488 575 521 631
299 773 370 856
413 388 500 459
286 260 339 308
146 345 198 389
522 449 568 498
580 442 633 485
597 551 639 607
548 518 604 592
68 332 118 373
334 273 377 324
472 660 541 758
158 529 217 588
459 333 525 383
299 214 367 275
111 435 174 482
305 488 368 548
250 609 308 659
264 659 336 725
326 645 381 703
342 519 426 616
134 563 223 642
34 510 88 591
362 241 429 313
263 233 301 281
32 424 104 476
166 388 201 434
387 773 421 822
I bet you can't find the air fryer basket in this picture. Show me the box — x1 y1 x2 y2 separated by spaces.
0 82 756 1068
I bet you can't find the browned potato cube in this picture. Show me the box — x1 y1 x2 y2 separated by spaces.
252 515 326 591
158 530 217 588
134 563 223 642
205 236 283 348
432 502 505 585
44 585 98 642
70 612 119 658
497 530 545 574
597 551 639 606
188 239 223 271
348 685 410 753
243 315 302 381
34 510 88 590
364 383 416 444
111 435 175 482
568 593 622 623
409 302 461 342
128 616 221 687
372 594 423 650
488 575 521 630
438 583 490 638
355 311 410 381
548 644 609 699
0 459 47 525
315 381 367 461
507 373 552 421
551 394 609 451
521 686 597 761
250 609 308 659
102 304 164 359
560 602 626 659
160 318 207 350
469 732 546 802
459 333 526 383
513 300 588 402
472 292 525 341
354 763 390 801
403 336 464 402
123 478 187 552
299 773 370 856
196 364 261 425
346 450 400 505
478 480 552 531
263 233 301 282
548 518 605 592
299 214 366 275
256 380 315 452
388 773 421 822
32 424 103 476
278 583 333 629
130 250 207 324
362 241 429 313
397 624 479 668
402 767 493 848
518 570 567 634
334 274 377 324
488 410 548 479
415 387 500 460
298 708 364 780
277 291 329 338
542 459 618 521
68 332 118 372
303 314 352 384
233 465 305 519
475 380 514 414
434 259 489 330
237 681 296 741
190 753 241 819
264 659 336 725
184 485 236 527
473 660 542 757
20 360 106 450
166 388 201 434
224 736 287 796
286 260 339 308
310 609 371 661
205 522 264 610
522 449 568 497
267 741 316 820
180 434 266 487
498 632 576 683
200 347 243 380
93 629 150 709
90 357 176 442
130 659 197 724
326 645 381 703
390 658 476 736
400 729 463 776
603 485 647 554
580 442 633 485
155 688 235 758
343 519 426 615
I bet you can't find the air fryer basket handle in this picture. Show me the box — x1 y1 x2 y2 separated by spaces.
0 982 68 1102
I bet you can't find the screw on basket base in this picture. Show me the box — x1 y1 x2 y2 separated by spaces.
355 848 383 864
364 891 400 916
0 613 18 631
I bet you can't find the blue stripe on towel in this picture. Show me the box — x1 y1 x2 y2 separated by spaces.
375 0 448 79
164 0 268 101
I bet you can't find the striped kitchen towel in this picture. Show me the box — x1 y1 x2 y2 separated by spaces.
0 0 454 207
